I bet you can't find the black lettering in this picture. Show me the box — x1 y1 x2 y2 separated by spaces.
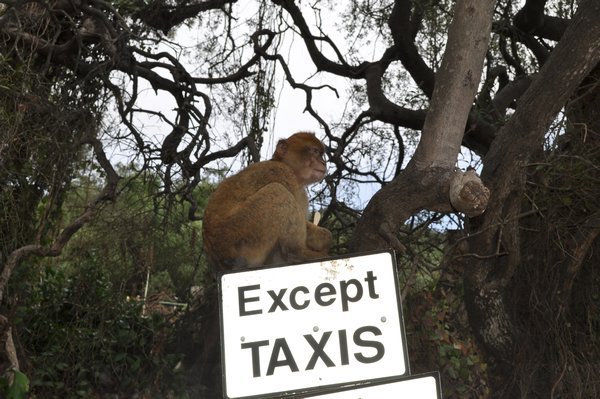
304 332 335 370
290 286 310 310
239 285 262 316
267 338 299 375
364 271 379 299
241 340 269 377
340 279 363 312
338 329 349 365
353 326 384 364
267 289 289 313
315 283 336 307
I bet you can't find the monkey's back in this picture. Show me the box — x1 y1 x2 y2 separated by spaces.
205 160 301 215
202 160 307 268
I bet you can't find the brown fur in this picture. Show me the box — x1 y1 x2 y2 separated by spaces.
202 132 332 270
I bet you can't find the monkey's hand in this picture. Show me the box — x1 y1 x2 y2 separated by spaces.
306 222 332 254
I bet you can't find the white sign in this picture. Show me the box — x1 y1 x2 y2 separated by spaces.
219 251 408 399
305 373 441 398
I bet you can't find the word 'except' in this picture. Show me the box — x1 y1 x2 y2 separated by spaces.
238 270 380 316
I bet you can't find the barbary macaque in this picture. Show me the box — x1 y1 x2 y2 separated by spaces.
202 132 332 270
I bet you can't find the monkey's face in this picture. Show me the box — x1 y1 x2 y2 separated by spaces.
274 132 328 186
297 145 327 185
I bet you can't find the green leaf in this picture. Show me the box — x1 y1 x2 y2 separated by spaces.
7 369 29 399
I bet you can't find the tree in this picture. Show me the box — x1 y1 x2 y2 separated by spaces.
1 0 599 397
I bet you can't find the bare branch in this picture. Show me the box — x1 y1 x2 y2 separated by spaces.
388 0 436 97
271 0 364 78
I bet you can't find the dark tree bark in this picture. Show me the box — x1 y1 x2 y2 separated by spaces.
349 0 600 396
461 0 600 396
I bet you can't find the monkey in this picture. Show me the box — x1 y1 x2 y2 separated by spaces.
196 132 332 393
202 131 332 270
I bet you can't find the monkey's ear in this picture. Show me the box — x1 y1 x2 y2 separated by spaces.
273 139 288 160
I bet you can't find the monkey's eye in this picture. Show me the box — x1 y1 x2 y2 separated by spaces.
306 147 326 161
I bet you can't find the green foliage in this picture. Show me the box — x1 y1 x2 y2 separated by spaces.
398 224 489 398
60 166 209 299
0 369 30 399
427 299 488 397
6 164 214 398
14 263 183 398
407 288 489 398
0 50 103 270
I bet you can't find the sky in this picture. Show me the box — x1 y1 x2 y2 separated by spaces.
104 1 480 211
127 2 353 158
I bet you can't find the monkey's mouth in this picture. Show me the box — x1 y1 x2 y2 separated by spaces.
314 168 326 177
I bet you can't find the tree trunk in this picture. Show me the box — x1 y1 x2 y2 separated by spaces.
351 0 496 252
463 0 600 396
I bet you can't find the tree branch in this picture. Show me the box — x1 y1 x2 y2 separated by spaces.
388 0 436 97
472 0 600 289
0 135 120 303
350 0 496 252
135 0 239 34
514 0 570 42
271 0 364 78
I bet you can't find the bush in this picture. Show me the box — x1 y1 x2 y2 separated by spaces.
14 264 184 398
